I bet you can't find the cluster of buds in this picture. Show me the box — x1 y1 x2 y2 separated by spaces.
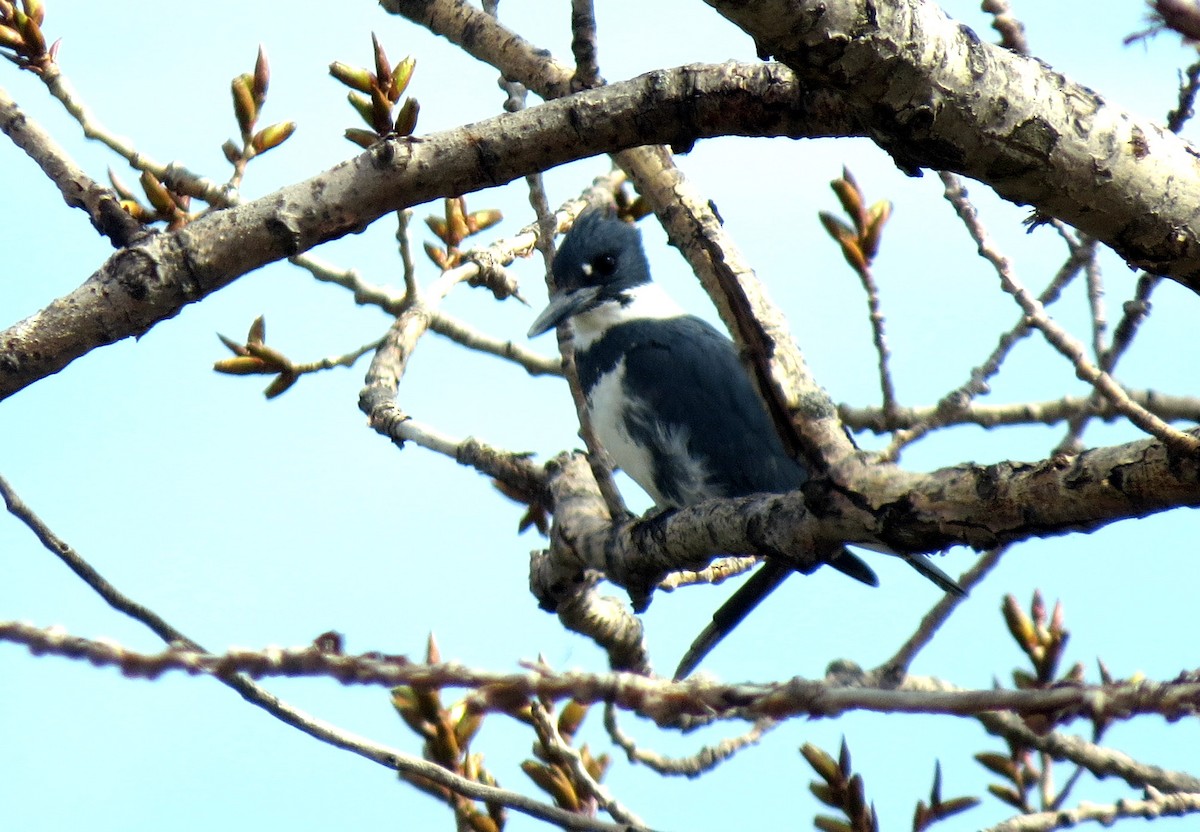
0 0 53 72
212 316 299 399
330 34 419 148
802 740 879 832
518 699 610 816
391 635 505 832
424 196 503 271
819 168 892 273
975 746 1038 814
911 761 980 831
111 168 191 231
805 740 979 832
222 47 296 167
976 591 1095 812
1001 590 1080 691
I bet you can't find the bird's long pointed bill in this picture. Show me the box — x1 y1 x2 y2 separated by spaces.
527 287 602 338
674 562 791 680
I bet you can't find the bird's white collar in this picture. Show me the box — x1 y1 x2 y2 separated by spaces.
570 283 686 350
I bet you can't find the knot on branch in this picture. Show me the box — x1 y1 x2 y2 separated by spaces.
463 248 524 301
366 399 412 449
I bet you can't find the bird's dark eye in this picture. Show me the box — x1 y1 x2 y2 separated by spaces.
591 253 618 277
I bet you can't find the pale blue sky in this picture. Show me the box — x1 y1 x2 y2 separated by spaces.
2 2 1197 830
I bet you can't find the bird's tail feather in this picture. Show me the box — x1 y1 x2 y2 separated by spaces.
826 547 879 587
673 561 790 680
904 554 966 596
673 550 962 680
673 548 875 680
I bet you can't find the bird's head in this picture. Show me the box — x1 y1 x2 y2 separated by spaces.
527 208 653 338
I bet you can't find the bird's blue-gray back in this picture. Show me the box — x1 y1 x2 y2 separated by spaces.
577 315 806 507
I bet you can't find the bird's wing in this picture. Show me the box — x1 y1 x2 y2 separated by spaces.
615 316 804 503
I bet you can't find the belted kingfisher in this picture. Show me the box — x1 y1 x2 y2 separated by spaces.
529 209 962 678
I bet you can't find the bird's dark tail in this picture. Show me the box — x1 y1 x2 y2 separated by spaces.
826 547 879 587
673 548 878 679
673 560 791 680
904 554 966 596
673 549 963 679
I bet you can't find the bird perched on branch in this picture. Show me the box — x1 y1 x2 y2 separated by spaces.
528 208 962 679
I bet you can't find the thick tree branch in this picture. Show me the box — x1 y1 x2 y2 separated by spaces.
532 427 1200 608
705 0 1200 290
0 62 845 402
0 84 141 246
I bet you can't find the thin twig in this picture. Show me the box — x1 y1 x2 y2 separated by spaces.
1 477 627 832
856 260 900 426
397 208 419 301
840 388 1200 433
289 253 407 311
871 547 1006 682
880 222 1089 459
1083 246 1106 363
1051 62 1200 452
40 63 230 205
429 311 561 376
570 0 601 89
529 701 646 827
1038 749 1055 812
603 703 774 776
983 789 1200 832
292 337 385 374
1047 764 1087 812
939 172 1200 454
1166 58 1200 134
0 474 196 648
975 709 1200 794
0 84 141 247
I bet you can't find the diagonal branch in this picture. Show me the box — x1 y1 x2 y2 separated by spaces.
0 84 142 246
938 171 1200 454
983 790 1200 831
977 708 1200 794
0 62 849 403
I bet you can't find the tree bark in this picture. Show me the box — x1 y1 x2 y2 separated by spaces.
705 0 1200 288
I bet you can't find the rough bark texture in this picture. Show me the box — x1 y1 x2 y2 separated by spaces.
532 429 1200 610
706 0 1200 287
0 64 837 401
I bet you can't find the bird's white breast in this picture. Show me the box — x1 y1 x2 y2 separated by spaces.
584 356 713 509
585 358 666 504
